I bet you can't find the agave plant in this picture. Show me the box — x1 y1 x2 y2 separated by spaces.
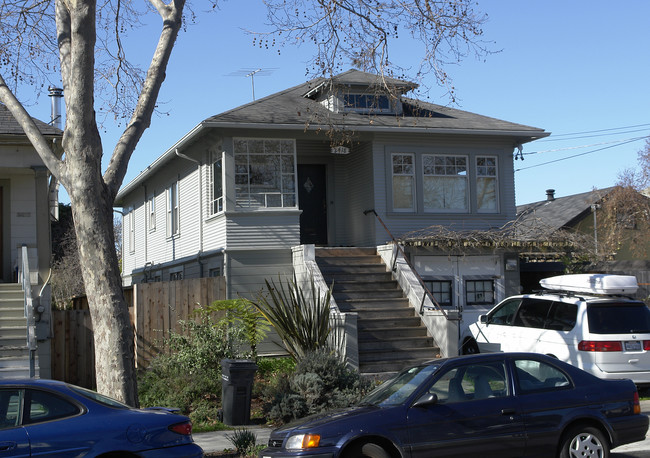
249 274 332 361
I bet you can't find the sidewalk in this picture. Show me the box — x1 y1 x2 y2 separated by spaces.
193 400 650 454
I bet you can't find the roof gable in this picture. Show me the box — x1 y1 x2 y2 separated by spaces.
0 104 62 137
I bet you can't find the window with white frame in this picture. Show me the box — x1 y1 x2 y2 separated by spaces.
391 153 415 211
166 181 179 237
128 209 135 253
148 195 156 232
208 151 224 215
342 93 392 113
234 138 296 208
465 279 494 306
423 154 468 211
424 280 453 306
476 156 498 212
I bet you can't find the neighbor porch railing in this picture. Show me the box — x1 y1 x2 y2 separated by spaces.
20 244 38 378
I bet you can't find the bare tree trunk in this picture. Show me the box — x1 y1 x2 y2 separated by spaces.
69 177 137 406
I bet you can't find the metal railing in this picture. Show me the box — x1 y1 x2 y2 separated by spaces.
20 244 38 378
364 209 459 321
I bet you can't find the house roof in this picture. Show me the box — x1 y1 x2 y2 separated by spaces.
203 69 547 137
116 69 548 202
515 187 616 235
0 104 62 137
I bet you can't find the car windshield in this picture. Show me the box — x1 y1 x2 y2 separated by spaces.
360 364 440 407
69 385 130 409
587 303 650 334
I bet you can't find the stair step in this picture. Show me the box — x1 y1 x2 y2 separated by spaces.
358 317 422 328
316 248 377 257
324 272 394 283
359 336 434 351
332 282 400 293
337 298 410 309
0 337 28 347
360 347 440 362
317 256 383 267
340 307 415 318
0 326 28 339
333 290 404 300
359 326 429 339
319 265 388 275
0 346 31 358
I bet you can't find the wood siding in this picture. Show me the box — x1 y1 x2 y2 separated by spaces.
371 134 518 243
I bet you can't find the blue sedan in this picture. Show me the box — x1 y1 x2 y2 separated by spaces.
259 353 648 458
0 379 203 457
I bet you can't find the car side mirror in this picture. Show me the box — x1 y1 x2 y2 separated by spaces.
413 393 438 408
480 315 488 324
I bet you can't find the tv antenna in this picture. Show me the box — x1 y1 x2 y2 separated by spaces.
227 68 276 101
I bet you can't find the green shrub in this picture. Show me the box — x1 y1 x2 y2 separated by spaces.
138 305 255 430
226 428 258 455
262 349 371 424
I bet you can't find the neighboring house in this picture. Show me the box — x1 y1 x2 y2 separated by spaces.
516 187 650 299
116 69 548 363
0 103 60 378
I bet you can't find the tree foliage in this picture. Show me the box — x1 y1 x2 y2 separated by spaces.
0 0 490 404
596 140 650 260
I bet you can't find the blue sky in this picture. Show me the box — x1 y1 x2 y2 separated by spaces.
23 0 650 206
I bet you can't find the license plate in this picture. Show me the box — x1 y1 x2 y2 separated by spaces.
624 341 642 351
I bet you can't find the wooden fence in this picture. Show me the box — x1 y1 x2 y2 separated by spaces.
51 277 226 388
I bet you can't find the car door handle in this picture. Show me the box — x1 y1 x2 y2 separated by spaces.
0 442 16 451
501 408 516 415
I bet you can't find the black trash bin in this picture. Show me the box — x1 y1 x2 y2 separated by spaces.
221 359 258 426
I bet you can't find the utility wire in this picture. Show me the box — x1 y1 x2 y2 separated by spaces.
525 135 649 155
515 137 644 172
537 122 650 141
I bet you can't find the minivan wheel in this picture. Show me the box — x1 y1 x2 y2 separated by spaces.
342 442 391 458
462 338 480 355
559 425 609 458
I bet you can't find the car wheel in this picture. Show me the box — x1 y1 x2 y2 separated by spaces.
343 442 391 458
559 425 609 458
462 338 480 355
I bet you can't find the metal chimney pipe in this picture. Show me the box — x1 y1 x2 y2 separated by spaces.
545 189 555 201
48 86 64 130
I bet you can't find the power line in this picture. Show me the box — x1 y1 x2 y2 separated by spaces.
515 137 644 172
525 135 649 155
538 122 650 141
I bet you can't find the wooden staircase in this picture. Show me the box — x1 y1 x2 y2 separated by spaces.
316 247 440 374
0 283 36 378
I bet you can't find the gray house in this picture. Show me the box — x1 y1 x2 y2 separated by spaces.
116 70 548 369
0 103 60 378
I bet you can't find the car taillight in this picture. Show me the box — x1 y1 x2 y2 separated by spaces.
644 341 650 351
578 340 623 352
633 391 641 415
169 421 193 435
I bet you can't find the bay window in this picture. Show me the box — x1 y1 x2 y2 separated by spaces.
391 153 415 211
423 154 468 212
476 156 498 212
234 138 296 208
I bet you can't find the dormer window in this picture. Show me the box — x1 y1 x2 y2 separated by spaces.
343 93 392 113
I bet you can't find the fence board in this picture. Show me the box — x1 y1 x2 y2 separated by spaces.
51 277 226 388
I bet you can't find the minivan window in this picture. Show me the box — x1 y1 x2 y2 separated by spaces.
587 303 650 334
512 299 553 329
545 302 578 331
488 298 521 325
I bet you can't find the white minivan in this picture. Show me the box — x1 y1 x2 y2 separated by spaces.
465 274 650 386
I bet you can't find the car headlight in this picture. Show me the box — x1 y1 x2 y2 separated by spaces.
286 433 321 449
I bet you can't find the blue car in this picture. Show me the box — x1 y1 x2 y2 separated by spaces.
259 352 648 458
0 379 203 457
